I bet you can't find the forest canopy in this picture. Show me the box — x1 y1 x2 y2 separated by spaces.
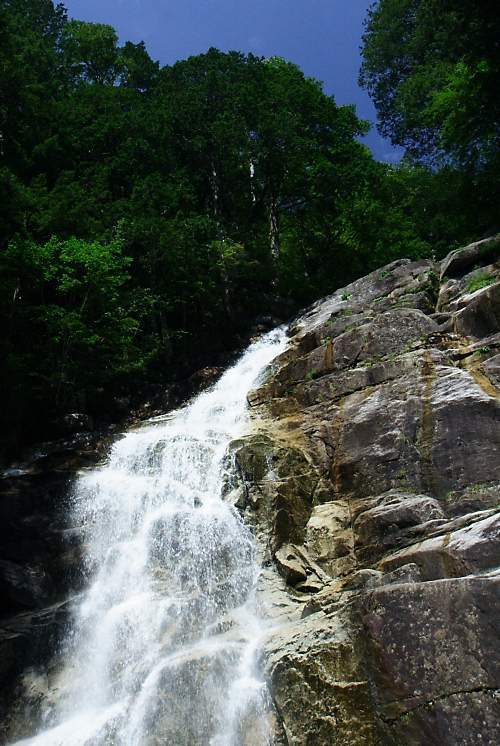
0 0 498 454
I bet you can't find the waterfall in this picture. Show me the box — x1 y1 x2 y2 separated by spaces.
12 329 287 746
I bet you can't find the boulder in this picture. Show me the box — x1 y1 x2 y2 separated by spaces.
380 512 500 580
229 435 318 554
188 366 224 392
453 281 500 338
440 235 500 280
353 490 445 561
305 502 354 577
274 544 308 585
264 606 380 746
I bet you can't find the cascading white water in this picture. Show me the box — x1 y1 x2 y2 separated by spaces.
13 329 287 746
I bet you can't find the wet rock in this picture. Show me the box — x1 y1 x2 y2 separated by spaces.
188 366 224 392
0 600 72 740
0 436 101 734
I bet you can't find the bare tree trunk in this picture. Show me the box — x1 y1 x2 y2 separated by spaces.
210 160 219 217
269 194 280 262
249 160 256 204
219 243 233 321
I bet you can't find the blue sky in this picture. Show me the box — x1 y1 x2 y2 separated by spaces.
64 0 399 161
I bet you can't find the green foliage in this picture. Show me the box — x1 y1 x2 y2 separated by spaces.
0 236 145 418
467 274 496 294
360 0 500 167
475 346 491 357
360 1 500 248
62 20 120 85
1 0 497 454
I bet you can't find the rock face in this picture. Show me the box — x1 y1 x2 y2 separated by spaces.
0 433 112 739
230 235 500 745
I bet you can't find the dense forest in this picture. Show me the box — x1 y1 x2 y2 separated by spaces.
0 0 498 456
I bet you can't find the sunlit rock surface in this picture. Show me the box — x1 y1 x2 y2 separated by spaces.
235 235 500 745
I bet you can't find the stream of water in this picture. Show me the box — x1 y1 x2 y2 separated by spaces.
13 329 287 746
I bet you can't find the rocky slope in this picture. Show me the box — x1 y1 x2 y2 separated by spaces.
1 236 498 744
229 235 500 745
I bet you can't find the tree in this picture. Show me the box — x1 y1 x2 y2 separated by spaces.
0 0 67 179
62 20 121 85
0 236 145 443
119 41 160 92
360 0 500 167
2 3 458 455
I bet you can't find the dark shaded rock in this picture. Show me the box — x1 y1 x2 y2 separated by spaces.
0 561 54 613
440 235 500 280
0 600 72 740
188 366 225 392
54 413 93 436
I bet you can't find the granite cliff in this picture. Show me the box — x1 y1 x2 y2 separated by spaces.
229 235 500 745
